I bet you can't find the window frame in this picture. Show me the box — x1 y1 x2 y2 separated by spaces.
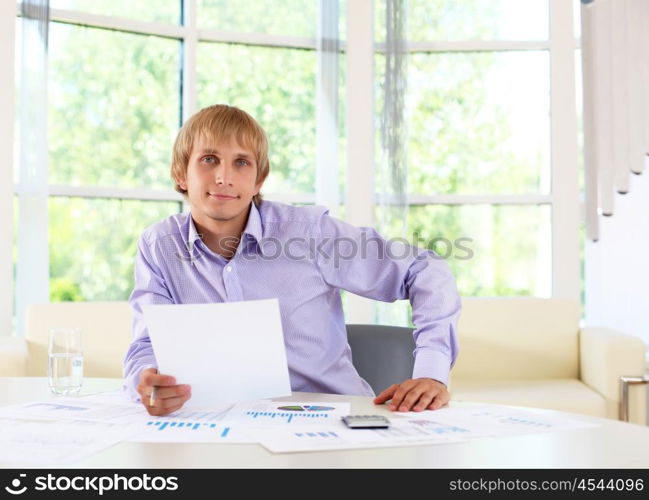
0 1 17 337
7 0 339 335
345 0 580 322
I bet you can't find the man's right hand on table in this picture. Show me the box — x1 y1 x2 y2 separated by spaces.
137 368 192 416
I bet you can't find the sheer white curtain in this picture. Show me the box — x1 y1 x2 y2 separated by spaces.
375 0 410 325
377 0 409 238
316 0 341 215
16 0 50 334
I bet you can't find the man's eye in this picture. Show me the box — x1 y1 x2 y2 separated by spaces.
202 156 216 164
236 159 249 166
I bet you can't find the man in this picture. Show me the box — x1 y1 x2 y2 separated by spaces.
124 104 461 416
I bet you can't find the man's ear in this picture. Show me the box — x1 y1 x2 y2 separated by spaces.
176 175 188 191
253 177 266 196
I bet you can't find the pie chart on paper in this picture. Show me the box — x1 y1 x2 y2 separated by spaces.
276 405 336 412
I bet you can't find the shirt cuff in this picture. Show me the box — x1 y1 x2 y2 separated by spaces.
122 362 158 403
412 349 452 386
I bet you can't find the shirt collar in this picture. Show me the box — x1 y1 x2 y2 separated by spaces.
242 200 263 245
186 213 202 261
186 201 263 260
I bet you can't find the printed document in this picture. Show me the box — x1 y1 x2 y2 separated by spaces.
142 299 291 407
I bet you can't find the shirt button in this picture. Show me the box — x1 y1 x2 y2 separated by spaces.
226 266 232 272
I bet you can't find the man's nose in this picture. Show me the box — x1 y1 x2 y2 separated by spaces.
214 164 233 185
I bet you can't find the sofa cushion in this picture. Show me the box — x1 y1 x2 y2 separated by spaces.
0 336 28 376
454 298 580 380
25 302 133 378
450 378 610 419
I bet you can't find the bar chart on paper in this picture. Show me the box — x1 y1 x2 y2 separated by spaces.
165 407 232 423
127 420 253 443
260 419 470 453
376 420 471 439
294 430 341 438
290 421 469 441
245 410 332 424
224 401 351 426
413 404 599 437
146 420 231 437
276 405 336 411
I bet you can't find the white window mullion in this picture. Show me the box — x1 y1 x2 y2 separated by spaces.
0 1 17 336
48 8 185 39
182 0 197 122
16 1 50 335
396 194 553 206
381 40 552 53
181 0 197 214
550 0 580 301
45 185 184 202
198 29 315 50
346 0 374 323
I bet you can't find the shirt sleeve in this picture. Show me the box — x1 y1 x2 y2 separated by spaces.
122 233 173 402
313 212 461 386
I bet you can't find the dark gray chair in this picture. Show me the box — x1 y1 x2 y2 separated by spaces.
345 324 416 394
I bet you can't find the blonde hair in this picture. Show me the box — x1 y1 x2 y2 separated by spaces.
171 104 270 206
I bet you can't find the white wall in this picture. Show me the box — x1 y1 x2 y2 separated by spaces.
585 165 649 349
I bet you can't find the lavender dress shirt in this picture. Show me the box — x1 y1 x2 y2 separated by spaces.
123 200 461 402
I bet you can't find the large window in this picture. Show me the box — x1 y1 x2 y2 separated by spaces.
373 0 578 325
13 0 346 314
48 23 181 190
197 43 318 194
6 0 579 334
46 18 184 301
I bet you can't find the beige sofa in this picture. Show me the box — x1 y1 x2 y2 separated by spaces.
450 298 647 425
1 302 133 379
1 298 646 425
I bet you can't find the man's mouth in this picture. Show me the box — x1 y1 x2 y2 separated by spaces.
208 193 239 201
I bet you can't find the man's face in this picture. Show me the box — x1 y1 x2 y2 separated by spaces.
179 134 263 224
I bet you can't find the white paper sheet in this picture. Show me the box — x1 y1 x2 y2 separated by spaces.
142 299 292 407
391 403 600 437
0 418 138 465
0 394 260 444
259 403 600 453
258 419 468 453
0 398 147 425
222 400 351 426
78 390 237 422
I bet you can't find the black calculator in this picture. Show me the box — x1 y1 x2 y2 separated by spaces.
341 415 391 429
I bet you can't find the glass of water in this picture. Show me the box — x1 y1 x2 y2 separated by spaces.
48 328 83 395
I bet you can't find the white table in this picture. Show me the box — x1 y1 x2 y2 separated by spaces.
2 377 649 468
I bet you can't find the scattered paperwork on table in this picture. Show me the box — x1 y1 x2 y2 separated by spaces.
128 400 352 443
258 403 599 453
258 418 470 453
0 392 601 462
390 403 599 438
0 393 148 425
0 418 138 465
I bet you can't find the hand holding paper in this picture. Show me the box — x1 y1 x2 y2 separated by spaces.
137 368 192 417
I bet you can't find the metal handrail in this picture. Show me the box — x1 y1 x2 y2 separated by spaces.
619 375 649 422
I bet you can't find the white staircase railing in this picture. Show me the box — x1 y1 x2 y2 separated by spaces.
581 0 649 241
